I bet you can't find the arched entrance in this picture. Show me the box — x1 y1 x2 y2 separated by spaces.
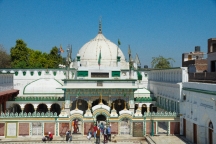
142 104 147 114
134 104 138 113
24 104 35 113
150 104 154 112
209 121 213 144
71 118 82 134
10 104 21 113
96 114 107 129
111 99 127 114
50 103 61 115
71 99 88 114
37 103 48 113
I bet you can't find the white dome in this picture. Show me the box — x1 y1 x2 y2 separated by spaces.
78 33 126 67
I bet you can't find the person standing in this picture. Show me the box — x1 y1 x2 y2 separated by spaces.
96 127 100 144
107 126 111 141
93 124 98 139
103 126 108 143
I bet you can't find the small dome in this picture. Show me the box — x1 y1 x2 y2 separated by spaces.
78 33 126 67
23 79 63 95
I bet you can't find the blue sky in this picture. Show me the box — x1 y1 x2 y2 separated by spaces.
0 0 216 67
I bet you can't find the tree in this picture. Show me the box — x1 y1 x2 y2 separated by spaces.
10 39 29 68
47 46 63 68
151 55 175 69
0 45 11 68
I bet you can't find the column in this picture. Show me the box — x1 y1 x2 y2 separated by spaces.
55 121 59 136
143 117 146 136
167 121 170 136
47 104 51 112
155 121 158 135
151 120 154 136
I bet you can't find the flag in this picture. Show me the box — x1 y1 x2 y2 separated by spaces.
98 49 102 66
118 39 121 46
60 45 64 53
135 53 141 65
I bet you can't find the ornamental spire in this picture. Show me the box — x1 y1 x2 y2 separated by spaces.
98 17 102 34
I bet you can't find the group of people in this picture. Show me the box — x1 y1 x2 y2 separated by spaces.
87 123 111 143
42 132 53 143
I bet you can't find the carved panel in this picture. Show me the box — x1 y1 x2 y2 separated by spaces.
133 122 143 137
44 123 55 135
0 123 5 136
19 123 29 136
59 123 69 136
84 122 94 135
110 122 118 134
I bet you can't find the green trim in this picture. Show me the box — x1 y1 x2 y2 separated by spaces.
77 71 88 77
112 71 120 77
53 71 57 76
15 71 18 76
23 71 26 76
62 79 137 81
183 87 216 95
12 97 64 101
38 71 41 76
77 56 80 61
117 56 121 62
30 71 34 76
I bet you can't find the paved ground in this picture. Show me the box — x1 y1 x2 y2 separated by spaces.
149 135 186 144
0 135 191 144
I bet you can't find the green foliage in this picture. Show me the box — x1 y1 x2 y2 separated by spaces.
151 55 175 69
10 39 63 68
0 45 11 68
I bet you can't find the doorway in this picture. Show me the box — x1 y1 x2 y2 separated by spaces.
96 114 107 126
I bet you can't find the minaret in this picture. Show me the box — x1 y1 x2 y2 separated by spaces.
98 18 102 34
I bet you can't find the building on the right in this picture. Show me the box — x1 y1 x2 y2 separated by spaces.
182 46 207 73
207 38 216 72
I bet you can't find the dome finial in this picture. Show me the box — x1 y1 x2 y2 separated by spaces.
98 17 102 34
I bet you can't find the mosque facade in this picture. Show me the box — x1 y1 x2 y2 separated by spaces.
1 22 215 143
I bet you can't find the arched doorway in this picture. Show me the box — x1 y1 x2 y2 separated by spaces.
24 104 35 113
71 118 82 134
50 103 61 116
209 121 213 144
96 114 107 126
134 104 138 113
37 103 48 113
150 104 154 112
111 99 127 114
11 104 21 113
142 104 147 114
71 99 88 114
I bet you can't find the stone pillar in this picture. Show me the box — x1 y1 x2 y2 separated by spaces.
47 104 52 112
34 104 39 113
167 121 170 135
143 117 146 136
155 121 158 135
151 120 154 136
20 104 25 113
55 121 59 136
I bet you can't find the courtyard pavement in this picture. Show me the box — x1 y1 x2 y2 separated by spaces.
0 135 191 144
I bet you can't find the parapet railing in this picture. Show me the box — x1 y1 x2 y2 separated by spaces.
0 111 58 118
143 111 178 117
